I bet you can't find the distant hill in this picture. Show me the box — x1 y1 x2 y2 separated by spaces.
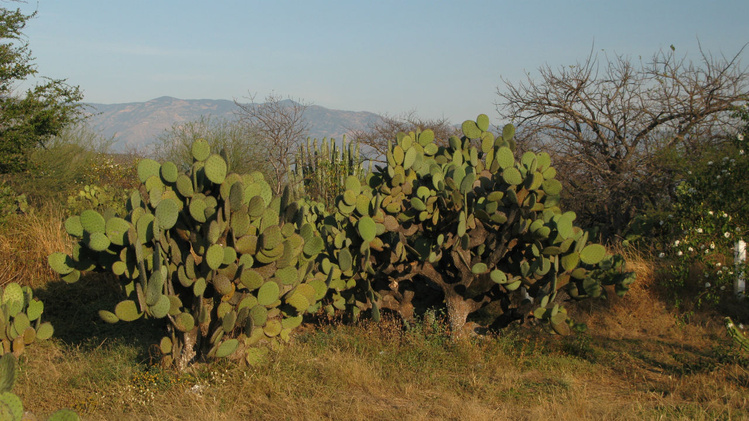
83 96 382 152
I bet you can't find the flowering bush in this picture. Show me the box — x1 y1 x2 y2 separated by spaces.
657 105 748 307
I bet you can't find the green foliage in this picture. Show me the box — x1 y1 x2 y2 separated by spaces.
0 182 27 225
315 115 635 335
67 184 128 217
654 105 749 307
0 7 83 174
52 141 328 368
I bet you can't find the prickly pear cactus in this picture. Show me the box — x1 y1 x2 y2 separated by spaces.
320 115 635 336
0 283 54 357
50 139 328 368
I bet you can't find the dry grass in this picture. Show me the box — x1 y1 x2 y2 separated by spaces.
3 212 749 420
0 206 72 288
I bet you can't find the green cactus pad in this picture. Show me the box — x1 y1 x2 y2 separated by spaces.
80 209 105 234
561 252 580 272
495 147 514 170
191 138 211 161
302 236 324 258
86 232 110 252
0 391 23 421
502 124 516 141
193 277 207 297
48 252 75 275
25 299 43 321
263 319 282 337
257 281 280 306
213 274 233 296
471 263 488 274
64 216 84 238
250 305 268 326
105 217 130 246
580 244 607 265
204 154 228 184
34 322 53 341
0 355 17 393
502 167 523 185
45 409 81 421
175 174 194 198
542 179 562 196
114 300 142 322
240 269 264 290
137 159 161 183
155 198 179 230
462 120 482 139
175 312 195 332
1 283 22 309
149 294 171 318
159 161 179 183
98 310 119 324
357 217 377 242
205 244 225 270
215 338 239 358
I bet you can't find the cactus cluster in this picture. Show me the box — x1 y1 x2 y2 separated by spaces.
50 114 636 365
291 136 368 210
49 139 327 368
0 283 53 357
0 354 79 421
315 115 635 335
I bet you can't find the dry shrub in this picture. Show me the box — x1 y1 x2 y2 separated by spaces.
0 206 71 289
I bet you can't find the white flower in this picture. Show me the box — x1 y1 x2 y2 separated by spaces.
658 252 665 258
723 213 728 218
705 282 711 288
739 133 745 141
677 251 683 256
741 149 746 155
708 211 714 215
674 240 681 246
724 232 731 238
704 273 710 278
721 286 726 291
659 220 664 226
688 247 694 252
708 161 713 165
705 249 710 254
716 262 722 267
710 243 715 250
696 228 703 233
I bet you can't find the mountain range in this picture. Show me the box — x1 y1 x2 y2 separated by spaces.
83 96 382 152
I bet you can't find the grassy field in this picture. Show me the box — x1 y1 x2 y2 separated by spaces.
2 209 749 420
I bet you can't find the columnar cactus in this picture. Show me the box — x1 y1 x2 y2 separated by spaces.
49 140 327 368
318 115 635 336
291 136 368 210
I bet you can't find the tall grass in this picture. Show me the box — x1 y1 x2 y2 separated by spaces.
0 205 72 288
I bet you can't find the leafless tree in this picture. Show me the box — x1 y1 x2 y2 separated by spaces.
235 93 310 194
348 111 459 162
497 46 749 238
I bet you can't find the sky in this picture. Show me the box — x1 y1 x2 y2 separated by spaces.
16 0 749 123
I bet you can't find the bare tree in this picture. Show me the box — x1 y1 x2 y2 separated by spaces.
497 46 749 238
234 93 310 194
349 111 459 162
153 116 270 176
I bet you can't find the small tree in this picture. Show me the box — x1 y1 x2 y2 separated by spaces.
235 94 310 194
497 47 749 237
0 6 83 173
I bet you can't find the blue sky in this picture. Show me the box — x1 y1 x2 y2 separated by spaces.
18 0 749 123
